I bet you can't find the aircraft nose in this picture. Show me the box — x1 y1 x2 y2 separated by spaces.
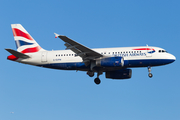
172 54 176 61
168 54 176 63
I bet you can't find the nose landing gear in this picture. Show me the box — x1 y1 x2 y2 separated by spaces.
148 66 153 78
148 73 153 78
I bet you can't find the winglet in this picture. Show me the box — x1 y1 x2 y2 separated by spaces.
54 33 60 38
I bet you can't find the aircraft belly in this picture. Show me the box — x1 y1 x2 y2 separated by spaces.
127 59 174 67
38 62 88 70
37 58 174 71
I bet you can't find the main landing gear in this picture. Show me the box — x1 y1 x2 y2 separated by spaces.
87 71 101 85
148 66 153 78
94 78 101 85
87 71 94 77
94 71 103 85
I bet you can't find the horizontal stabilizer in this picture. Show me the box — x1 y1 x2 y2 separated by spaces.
5 49 30 59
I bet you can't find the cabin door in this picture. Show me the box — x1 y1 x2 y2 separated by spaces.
146 46 152 57
41 52 47 62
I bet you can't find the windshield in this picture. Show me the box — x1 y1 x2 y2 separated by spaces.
159 50 168 53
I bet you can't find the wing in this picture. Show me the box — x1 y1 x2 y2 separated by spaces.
55 33 103 61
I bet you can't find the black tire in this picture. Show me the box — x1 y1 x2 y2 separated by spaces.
148 73 153 78
94 78 101 85
89 73 94 77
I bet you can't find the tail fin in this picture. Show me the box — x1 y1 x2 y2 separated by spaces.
11 24 45 53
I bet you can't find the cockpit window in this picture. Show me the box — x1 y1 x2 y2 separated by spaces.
159 50 168 53
162 50 167 53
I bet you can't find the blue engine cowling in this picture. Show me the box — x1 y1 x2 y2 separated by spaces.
106 69 132 79
96 57 124 67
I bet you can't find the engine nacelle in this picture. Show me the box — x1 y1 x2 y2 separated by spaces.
105 69 132 79
96 57 124 67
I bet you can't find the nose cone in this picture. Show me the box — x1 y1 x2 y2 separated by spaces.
167 54 176 64
172 55 176 61
171 55 176 62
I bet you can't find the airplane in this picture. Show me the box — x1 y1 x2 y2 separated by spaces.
6 24 176 85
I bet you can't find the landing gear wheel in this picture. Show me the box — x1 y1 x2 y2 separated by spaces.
148 73 153 78
94 78 101 85
148 66 153 78
87 71 94 77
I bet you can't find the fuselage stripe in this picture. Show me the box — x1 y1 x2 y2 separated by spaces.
132 48 155 51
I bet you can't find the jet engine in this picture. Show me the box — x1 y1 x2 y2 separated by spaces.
96 57 124 67
106 69 132 79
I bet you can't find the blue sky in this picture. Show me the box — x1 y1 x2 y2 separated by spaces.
0 0 180 120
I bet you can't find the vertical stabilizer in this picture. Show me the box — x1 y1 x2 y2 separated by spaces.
11 24 45 53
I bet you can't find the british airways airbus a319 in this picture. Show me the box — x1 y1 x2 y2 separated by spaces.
6 24 176 84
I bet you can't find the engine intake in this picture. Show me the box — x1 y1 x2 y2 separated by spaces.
106 69 132 79
96 57 124 67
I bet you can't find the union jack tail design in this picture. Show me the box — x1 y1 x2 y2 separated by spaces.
11 24 45 53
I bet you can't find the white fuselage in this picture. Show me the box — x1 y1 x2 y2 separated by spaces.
17 46 175 71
